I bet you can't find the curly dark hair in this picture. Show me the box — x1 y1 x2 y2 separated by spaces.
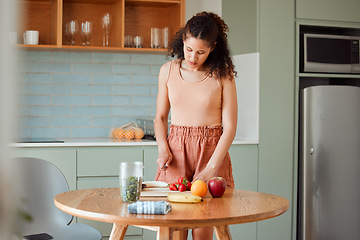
168 11 237 80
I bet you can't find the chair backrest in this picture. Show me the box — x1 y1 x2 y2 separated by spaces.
15 157 73 235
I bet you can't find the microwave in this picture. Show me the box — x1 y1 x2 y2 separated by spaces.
303 33 360 74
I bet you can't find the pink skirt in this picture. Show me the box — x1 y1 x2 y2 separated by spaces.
155 125 235 188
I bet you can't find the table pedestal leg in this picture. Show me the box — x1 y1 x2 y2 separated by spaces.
214 225 232 240
109 223 128 240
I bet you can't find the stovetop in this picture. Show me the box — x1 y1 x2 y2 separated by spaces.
16 138 64 143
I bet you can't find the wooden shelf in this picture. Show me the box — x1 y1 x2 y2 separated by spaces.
17 0 185 52
18 44 168 54
61 45 169 53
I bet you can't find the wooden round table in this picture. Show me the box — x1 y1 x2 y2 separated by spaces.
54 188 289 240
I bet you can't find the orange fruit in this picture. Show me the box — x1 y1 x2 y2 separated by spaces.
134 127 144 140
113 128 125 139
124 128 135 140
191 180 208 197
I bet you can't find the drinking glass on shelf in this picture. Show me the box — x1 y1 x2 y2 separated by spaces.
81 21 92 46
162 27 169 48
65 20 78 46
102 13 111 47
151 27 161 48
134 36 143 48
125 35 133 47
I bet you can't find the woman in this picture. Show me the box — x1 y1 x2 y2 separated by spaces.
154 11 238 240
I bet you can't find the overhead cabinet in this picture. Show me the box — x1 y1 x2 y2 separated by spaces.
17 0 185 52
19 0 61 47
296 0 360 23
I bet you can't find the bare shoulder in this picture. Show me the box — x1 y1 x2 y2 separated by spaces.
158 61 174 86
220 74 236 89
159 60 177 85
159 61 173 74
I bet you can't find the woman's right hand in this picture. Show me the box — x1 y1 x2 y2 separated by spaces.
157 151 172 170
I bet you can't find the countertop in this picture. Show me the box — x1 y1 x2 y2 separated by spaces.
11 138 258 148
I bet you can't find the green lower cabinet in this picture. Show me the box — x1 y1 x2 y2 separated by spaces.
143 146 159 181
77 146 144 177
76 147 144 239
227 144 258 240
77 177 142 238
11 147 77 191
229 144 258 191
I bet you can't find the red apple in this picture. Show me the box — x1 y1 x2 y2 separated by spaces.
208 177 227 198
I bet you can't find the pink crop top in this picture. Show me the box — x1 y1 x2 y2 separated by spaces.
167 60 222 127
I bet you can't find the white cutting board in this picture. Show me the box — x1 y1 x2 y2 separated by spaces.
141 188 191 197
141 181 190 197
141 188 173 197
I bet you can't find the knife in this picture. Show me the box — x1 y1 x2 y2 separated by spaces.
142 181 169 189
163 163 168 179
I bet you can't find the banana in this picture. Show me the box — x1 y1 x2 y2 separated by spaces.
167 193 202 203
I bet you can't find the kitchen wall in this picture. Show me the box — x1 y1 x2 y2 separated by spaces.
17 49 258 141
17 0 259 142
185 0 222 19
17 51 168 139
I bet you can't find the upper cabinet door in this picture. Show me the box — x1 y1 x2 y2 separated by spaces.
296 0 360 23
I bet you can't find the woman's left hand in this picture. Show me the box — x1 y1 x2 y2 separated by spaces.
192 166 218 184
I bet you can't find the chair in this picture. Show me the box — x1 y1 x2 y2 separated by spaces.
15 157 102 240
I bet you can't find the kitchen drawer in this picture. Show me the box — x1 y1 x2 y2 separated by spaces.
77 147 143 177
77 176 119 189
77 176 142 237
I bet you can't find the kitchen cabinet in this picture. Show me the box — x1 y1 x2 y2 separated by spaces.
228 145 258 192
222 0 258 55
76 146 143 239
77 146 143 177
18 0 185 52
223 1 295 240
296 0 360 23
143 145 158 180
12 147 77 190
227 144 258 240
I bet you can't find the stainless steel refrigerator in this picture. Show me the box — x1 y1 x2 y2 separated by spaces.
299 85 360 240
